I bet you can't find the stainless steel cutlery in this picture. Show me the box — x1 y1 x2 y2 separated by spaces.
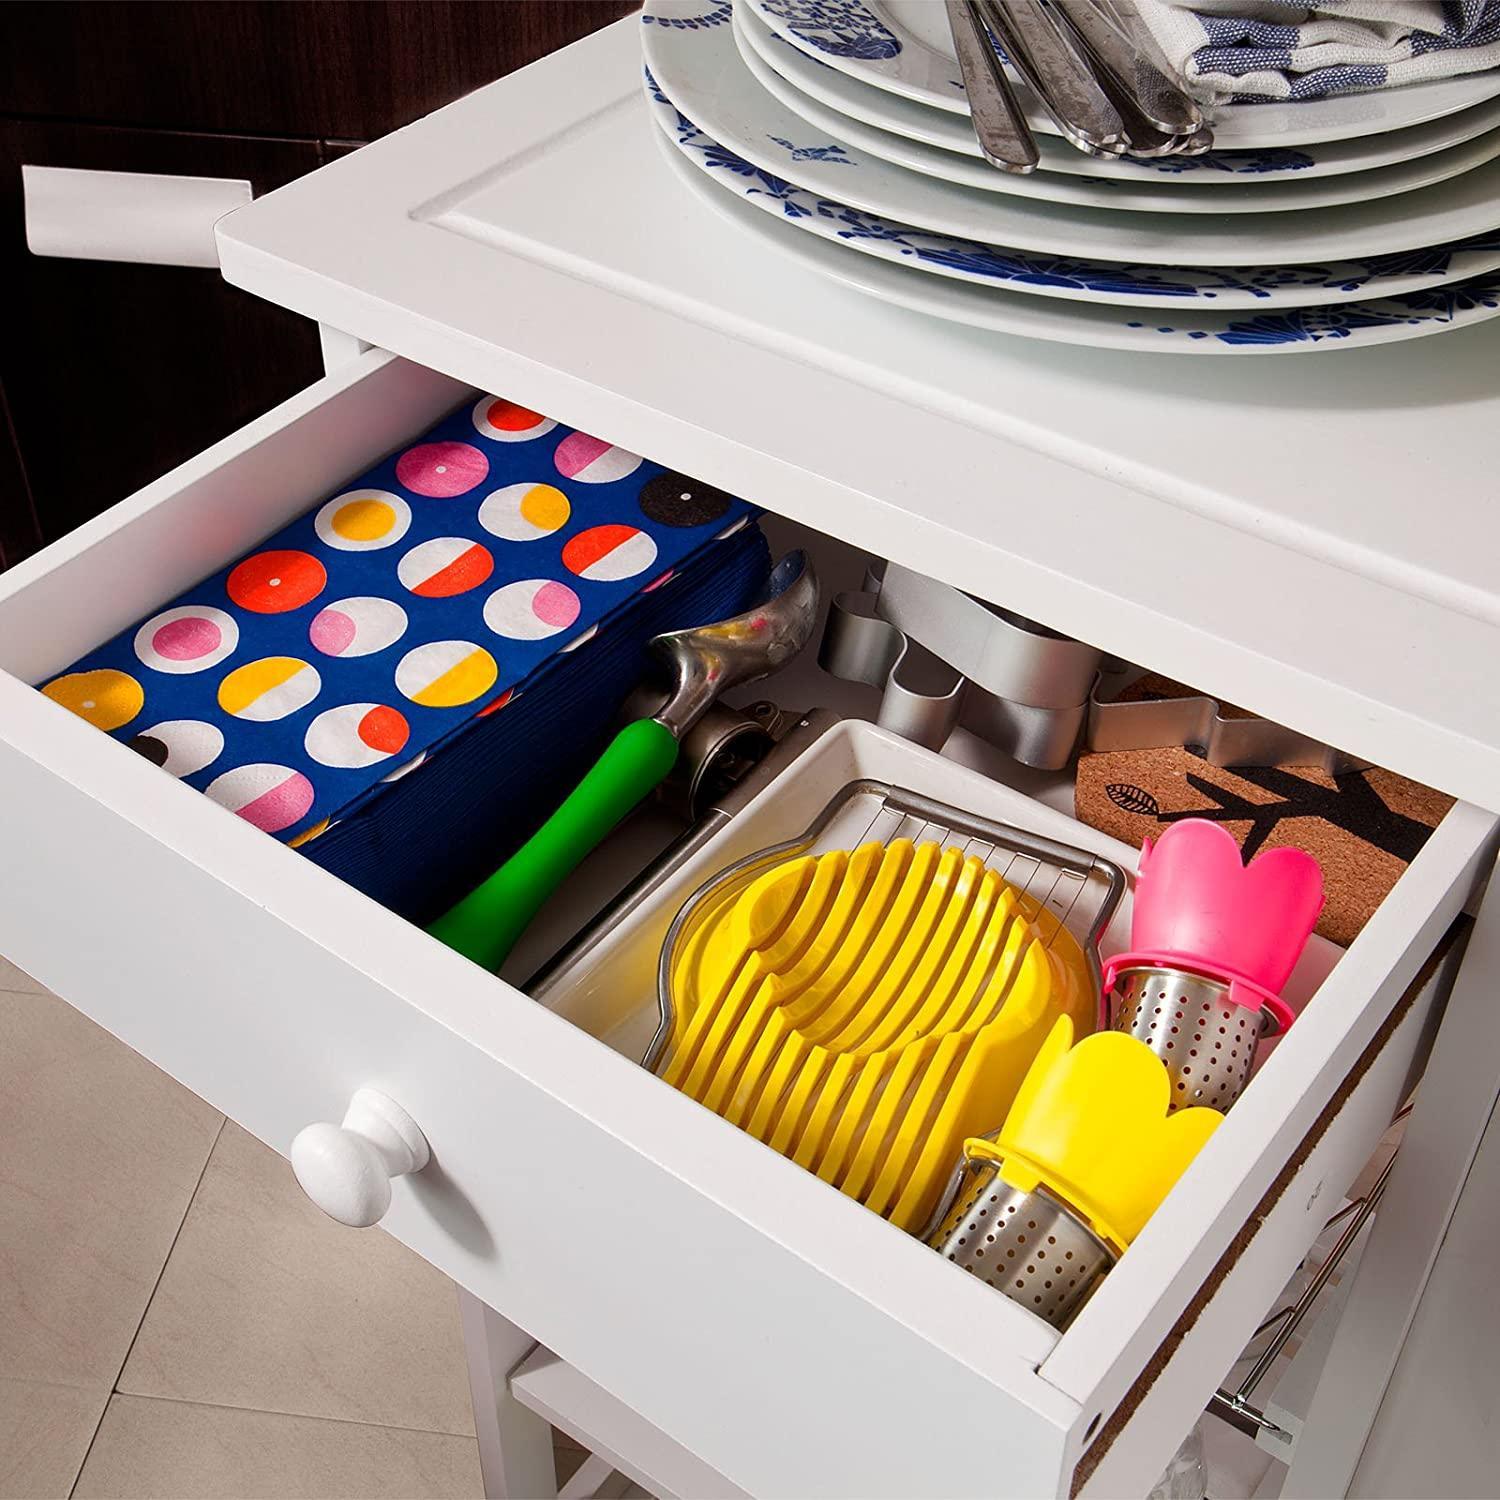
946 0 1215 165
987 0 1128 155
945 0 1040 173
1056 0 1201 137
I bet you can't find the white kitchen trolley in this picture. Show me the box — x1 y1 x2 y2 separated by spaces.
3 13 1500 1499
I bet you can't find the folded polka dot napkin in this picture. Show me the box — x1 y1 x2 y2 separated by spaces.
41 396 755 848
1132 0 1500 103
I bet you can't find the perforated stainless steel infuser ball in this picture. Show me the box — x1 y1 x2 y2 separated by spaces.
927 1151 1114 1330
1111 965 1272 1113
924 1022 1225 1328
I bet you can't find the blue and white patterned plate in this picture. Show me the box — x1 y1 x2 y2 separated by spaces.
735 7 1500 215
642 7 1500 305
652 109 1500 355
645 78 1500 310
744 0 1500 148
737 1 1500 189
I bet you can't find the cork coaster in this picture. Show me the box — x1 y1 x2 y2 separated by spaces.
1074 748 1454 946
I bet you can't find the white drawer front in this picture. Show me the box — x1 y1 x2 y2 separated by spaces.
0 349 1493 1498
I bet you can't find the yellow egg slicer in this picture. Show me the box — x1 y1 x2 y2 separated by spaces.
646 781 1126 1236
926 1016 1224 1329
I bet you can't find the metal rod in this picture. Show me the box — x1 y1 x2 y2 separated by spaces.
1245 1301 1298 1345
1208 1125 1408 1438
1229 1102 1415 1398
1209 1392 1293 1444
1237 1142 1402 1402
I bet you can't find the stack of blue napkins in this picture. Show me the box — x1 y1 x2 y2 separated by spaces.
41 394 767 920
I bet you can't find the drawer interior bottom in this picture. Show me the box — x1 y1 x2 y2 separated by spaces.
509 513 1346 1065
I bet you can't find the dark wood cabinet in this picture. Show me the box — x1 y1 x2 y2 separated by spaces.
0 381 36 571
0 2 635 569
0 122 327 562
0 3 637 141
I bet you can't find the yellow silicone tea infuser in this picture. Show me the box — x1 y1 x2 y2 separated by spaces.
926 1015 1223 1327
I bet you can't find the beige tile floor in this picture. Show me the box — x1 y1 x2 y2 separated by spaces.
2 949 1343 1500
0 958 587 1500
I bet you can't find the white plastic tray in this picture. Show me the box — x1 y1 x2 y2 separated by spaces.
540 719 1340 1066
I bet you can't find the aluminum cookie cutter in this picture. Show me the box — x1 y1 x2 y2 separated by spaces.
819 562 1108 769
1087 686 1368 775
822 561 1365 774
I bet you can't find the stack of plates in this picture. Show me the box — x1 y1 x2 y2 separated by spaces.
640 0 1500 354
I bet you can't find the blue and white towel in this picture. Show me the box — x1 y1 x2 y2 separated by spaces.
1131 0 1500 101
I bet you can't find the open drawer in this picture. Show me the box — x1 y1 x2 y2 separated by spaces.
0 348 1494 1498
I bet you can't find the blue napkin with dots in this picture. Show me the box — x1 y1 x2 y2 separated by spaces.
40 395 760 871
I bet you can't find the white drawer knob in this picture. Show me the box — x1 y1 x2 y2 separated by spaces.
290 1088 430 1228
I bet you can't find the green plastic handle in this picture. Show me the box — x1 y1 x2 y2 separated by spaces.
428 717 680 972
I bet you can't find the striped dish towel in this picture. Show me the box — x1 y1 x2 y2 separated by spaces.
1128 0 1500 102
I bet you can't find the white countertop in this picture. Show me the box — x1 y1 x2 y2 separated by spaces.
217 16 1500 808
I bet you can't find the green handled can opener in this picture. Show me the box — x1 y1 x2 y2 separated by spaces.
429 552 820 971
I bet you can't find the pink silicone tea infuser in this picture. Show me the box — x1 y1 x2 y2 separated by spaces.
1102 819 1324 1112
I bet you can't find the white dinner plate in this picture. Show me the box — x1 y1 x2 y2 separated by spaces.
745 0 1500 147
642 72 1500 310
642 5 1500 271
652 109 1500 355
738 2 1500 183
734 8 1500 214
